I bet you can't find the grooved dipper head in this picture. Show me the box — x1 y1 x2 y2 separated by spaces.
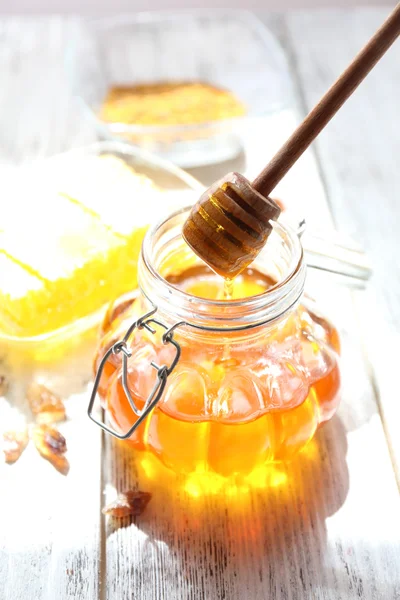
182 172 281 279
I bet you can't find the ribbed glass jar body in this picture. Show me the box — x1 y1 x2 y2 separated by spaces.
94 208 341 480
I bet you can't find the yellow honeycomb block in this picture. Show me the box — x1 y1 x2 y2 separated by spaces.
0 155 154 338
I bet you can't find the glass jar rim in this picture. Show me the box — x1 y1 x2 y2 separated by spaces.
139 206 305 329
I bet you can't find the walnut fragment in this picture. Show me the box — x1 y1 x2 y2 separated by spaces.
32 424 69 475
27 383 66 425
3 429 29 464
103 490 151 518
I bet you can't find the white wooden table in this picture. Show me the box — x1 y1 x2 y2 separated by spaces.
1 9 400 600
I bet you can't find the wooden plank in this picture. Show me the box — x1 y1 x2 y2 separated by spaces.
104 13 400 600
0 17 101 600
284 7 400 480
0 351 102 600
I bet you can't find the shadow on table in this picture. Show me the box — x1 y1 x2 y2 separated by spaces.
107 415 349 597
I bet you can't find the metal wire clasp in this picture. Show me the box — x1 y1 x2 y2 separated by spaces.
88 304 182 440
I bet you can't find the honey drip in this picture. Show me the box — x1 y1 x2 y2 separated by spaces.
223 278 234 301
221 278 234 362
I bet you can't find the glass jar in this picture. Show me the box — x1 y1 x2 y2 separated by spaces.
90 207 341 482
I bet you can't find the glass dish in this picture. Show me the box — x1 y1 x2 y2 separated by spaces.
0 141 202 366
66 10 292 168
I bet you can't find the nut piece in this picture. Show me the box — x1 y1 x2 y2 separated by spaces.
32 424 69 475
27 383 66 425
3 429 29 464
103 490 151 518
0 375 9 396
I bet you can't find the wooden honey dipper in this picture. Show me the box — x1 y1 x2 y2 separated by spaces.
183 4 400 279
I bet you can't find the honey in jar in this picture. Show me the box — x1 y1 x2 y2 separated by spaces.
92 207 340 485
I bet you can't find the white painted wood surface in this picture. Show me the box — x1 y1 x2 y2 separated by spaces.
285 8 400 484
0 10 399 599
0 18 100 600
0 350 102 600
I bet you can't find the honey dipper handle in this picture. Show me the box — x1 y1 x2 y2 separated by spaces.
252 3 400 197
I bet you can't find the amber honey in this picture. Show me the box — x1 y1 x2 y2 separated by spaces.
95 262 340 481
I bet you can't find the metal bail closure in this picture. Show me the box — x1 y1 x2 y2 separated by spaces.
88 305 182 440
